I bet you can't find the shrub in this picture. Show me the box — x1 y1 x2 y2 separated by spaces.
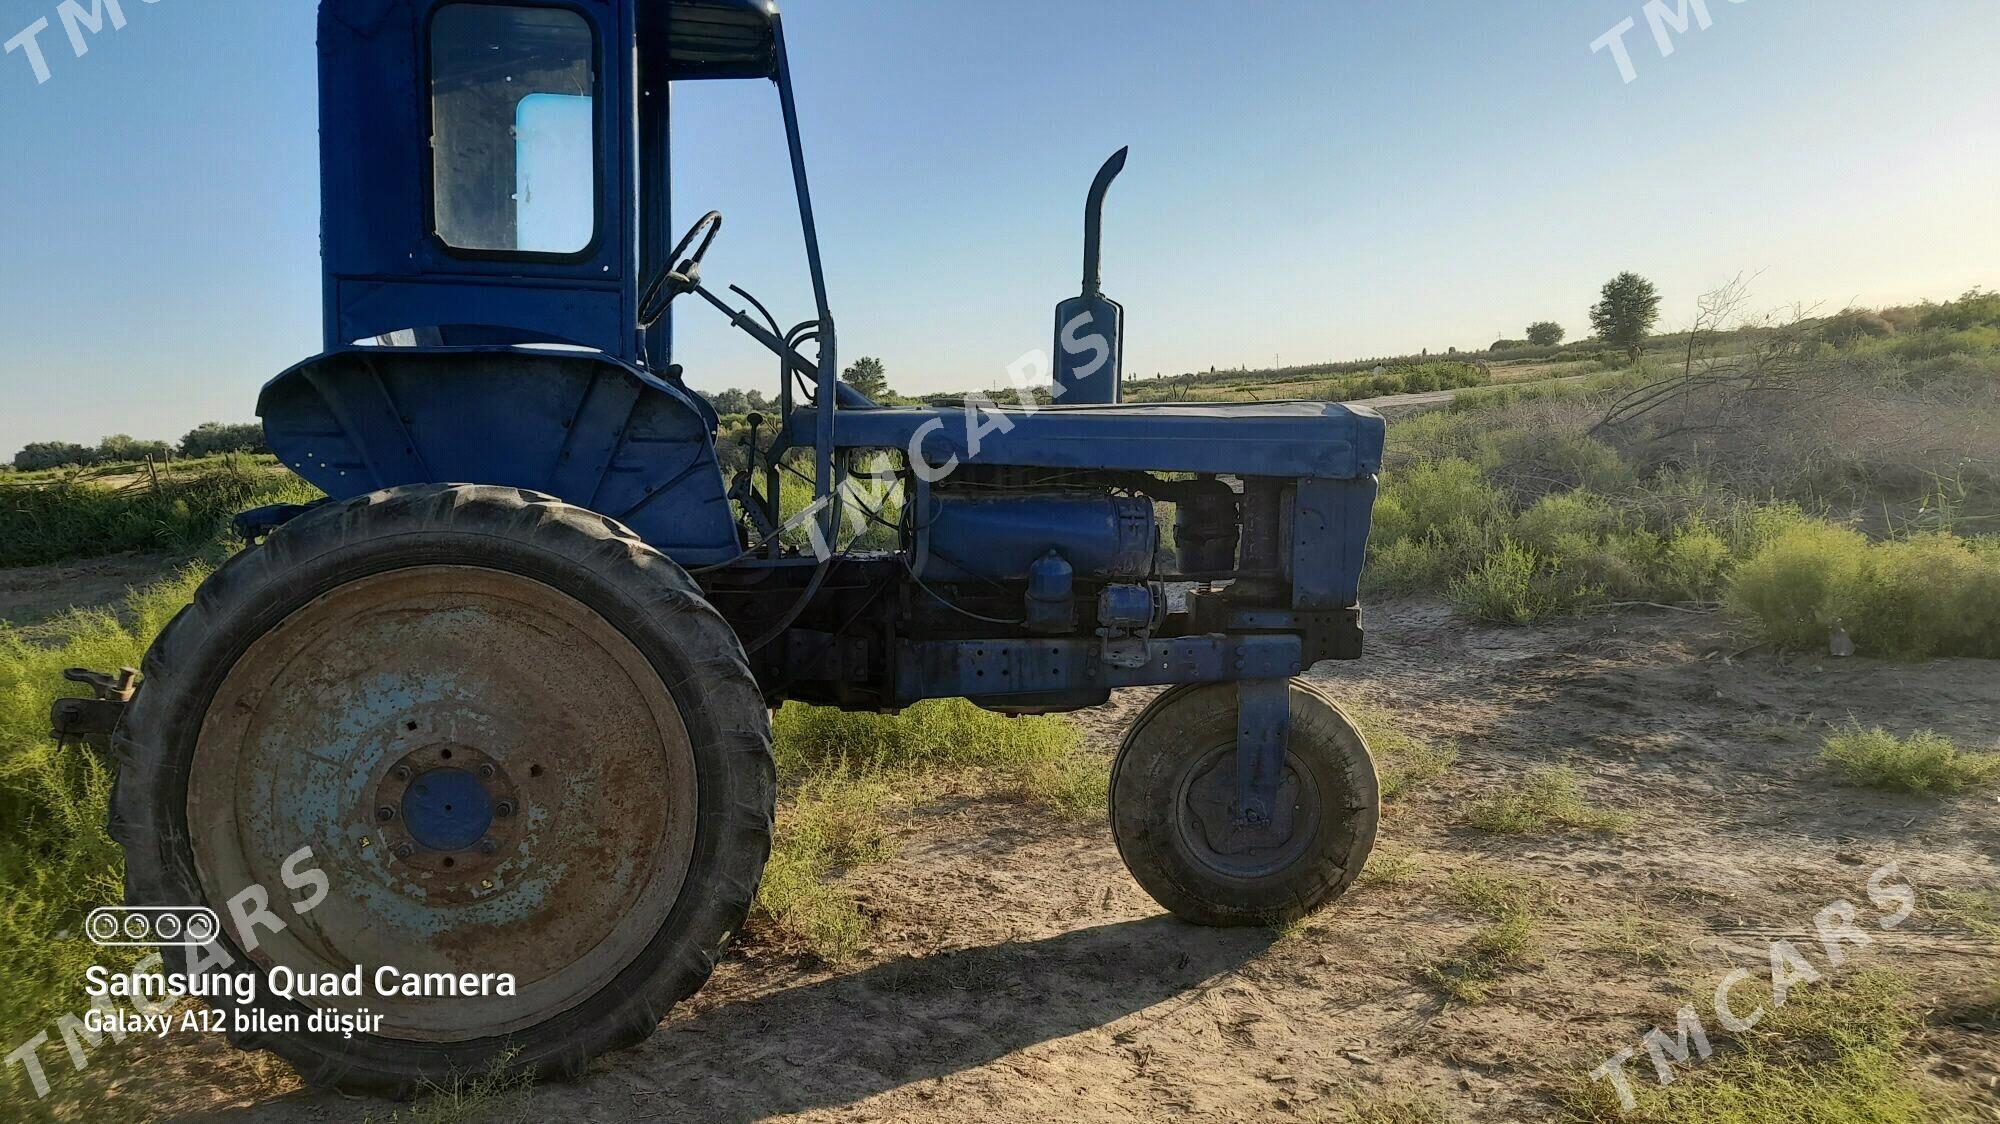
1821 310 1894 347
1822 726 2000 794
1450 541 1600 623
1728 527 2000 658
179 422 269 458
1655 520 1733 602
1374 458 1505 545
12 442 97 472
1919 287 2000 332
1841 533 2000 659
1725 522 1872 650
1513 491 1616 553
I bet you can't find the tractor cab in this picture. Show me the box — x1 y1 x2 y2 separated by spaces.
319 0 795 369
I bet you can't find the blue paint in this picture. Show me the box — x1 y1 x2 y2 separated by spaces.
923 495 1154 584
253 1 1389 746
401 769 495 853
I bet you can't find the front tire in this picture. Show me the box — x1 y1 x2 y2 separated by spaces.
1110 680 1378 927
111 485 773 1094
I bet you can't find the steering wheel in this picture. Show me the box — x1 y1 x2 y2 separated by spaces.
639 211 723 328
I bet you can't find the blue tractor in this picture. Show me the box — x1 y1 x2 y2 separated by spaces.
94 0 1385 1092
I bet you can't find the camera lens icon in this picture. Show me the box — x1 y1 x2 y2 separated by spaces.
88 911 123 943
85 907 222 947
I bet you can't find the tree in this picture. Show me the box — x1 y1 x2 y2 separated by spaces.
180 422 268 458
1526 321 1566 347
1590 273 1662 362
704 388 751 416
13 442 96 471
842 356 891 400
98 434 173 463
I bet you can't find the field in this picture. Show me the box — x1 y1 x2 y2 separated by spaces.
2 293 1997 1122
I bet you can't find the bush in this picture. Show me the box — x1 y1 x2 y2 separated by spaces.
1728 527 2000 658
12 442 97 472
1725 523 1873 650
1821 310 1894 347
1822 726 2000 794
1450 541 1592 623
179 421 268 459
1919 287 2000 332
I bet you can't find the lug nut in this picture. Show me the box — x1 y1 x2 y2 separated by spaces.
494 800 515 819
479 840 497 854
375 806 396 823
393 843 414 860
392 765 413 782
478 763 495 779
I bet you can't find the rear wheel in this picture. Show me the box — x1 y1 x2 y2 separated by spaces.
111 485 773 1094
1110 680 1378 926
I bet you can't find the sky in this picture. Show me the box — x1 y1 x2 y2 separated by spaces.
1 0 1996 455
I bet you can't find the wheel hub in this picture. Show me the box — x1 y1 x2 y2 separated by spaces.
400 768 492 852
1177 746 1322 879
370 742 523 890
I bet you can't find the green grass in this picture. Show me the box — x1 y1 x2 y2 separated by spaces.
1357 846 1425 889
1465 766 1634 834
1349 705 1456 801
361 1052 532 1123
1560 971 1961 1123
1333 1095 1461 1123
1820 726 2000 795
754 769 898 962
1421 868 1555 1004
0 567 207 1119
757 699 1092 959
1421 909 1540 1004
0 460 319 568
1441 868 1556 919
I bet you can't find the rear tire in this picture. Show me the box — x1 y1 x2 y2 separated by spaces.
111 485 773 1095
1110 680 1378 927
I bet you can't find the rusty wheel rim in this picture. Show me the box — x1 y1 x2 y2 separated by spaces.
188 566 698 1042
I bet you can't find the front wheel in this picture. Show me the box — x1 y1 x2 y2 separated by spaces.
1110 680 1378 927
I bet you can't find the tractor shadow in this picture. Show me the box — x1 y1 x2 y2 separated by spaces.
565 916 1276 1122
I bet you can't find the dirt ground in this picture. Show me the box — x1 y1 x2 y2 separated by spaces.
0 552 171 632
90 593 1991 1123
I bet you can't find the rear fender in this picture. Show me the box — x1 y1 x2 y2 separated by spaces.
258 347 740 565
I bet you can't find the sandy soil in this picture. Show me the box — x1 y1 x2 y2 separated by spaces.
118 596 1999 1123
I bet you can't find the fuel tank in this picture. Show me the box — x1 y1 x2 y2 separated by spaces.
921 494 1155 584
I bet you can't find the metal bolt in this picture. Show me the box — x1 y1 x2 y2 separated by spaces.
393 843 414 860
376 806 396 823
392 765 413 782
479 840 497 854
478 764 496 779
495 800 515 819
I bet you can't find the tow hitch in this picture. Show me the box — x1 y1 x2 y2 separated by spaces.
51 667 138 752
